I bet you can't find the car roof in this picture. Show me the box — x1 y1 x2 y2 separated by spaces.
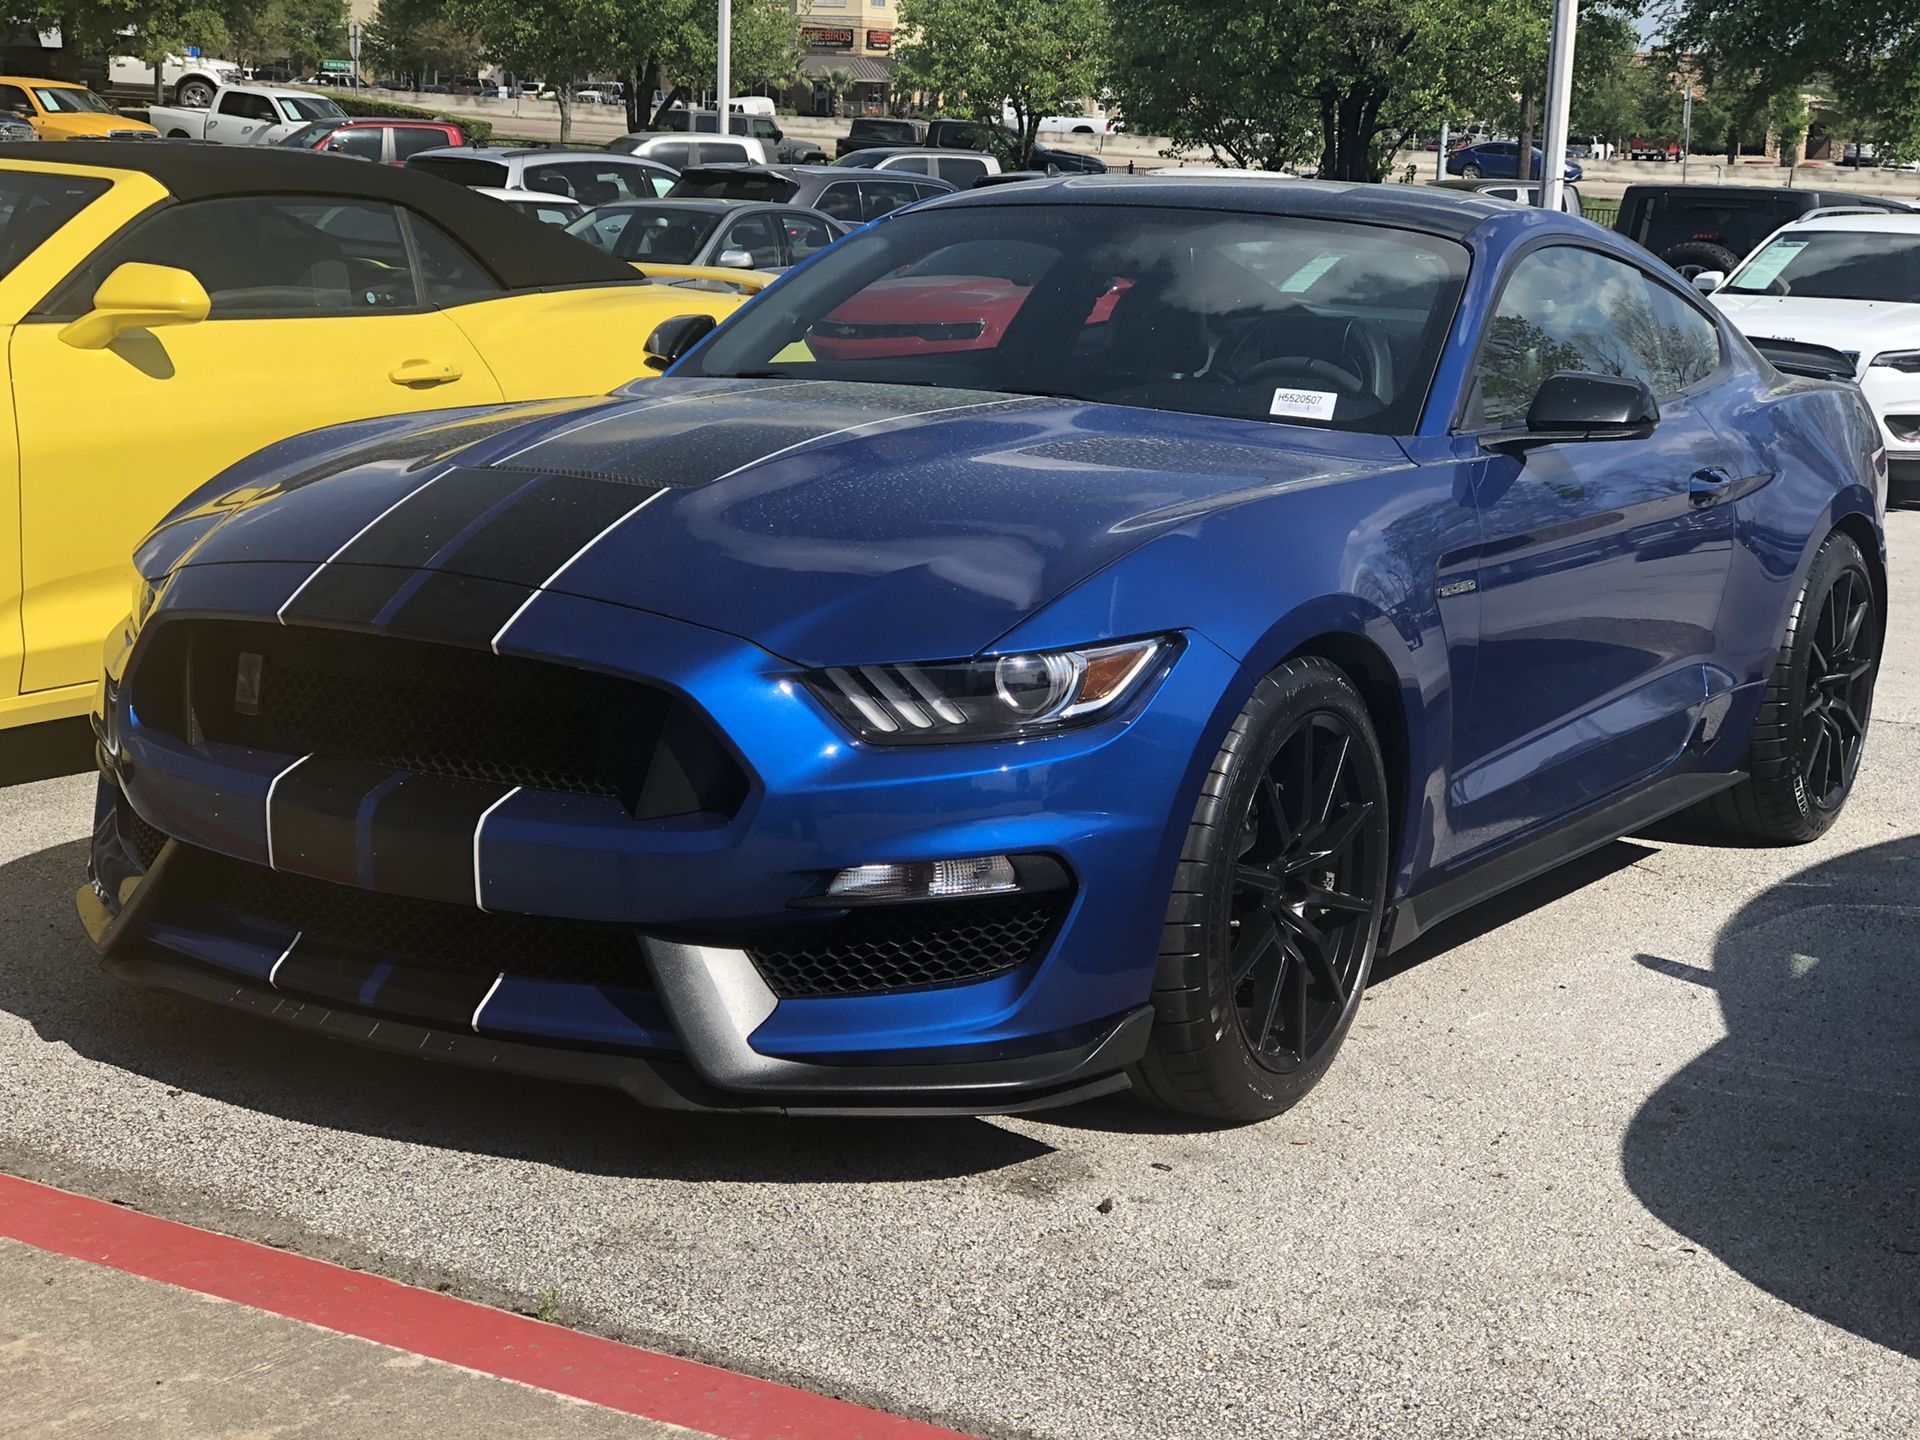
919 174 1515 239
0 141 643 290
1777 213 1920 233
331 116 455 127
845 146 988 159
1618 183 1893 204
473 185 582 204
587 196 774 214
0 75 81 86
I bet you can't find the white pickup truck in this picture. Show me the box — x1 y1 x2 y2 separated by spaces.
109 53 241 109
150 84 345 144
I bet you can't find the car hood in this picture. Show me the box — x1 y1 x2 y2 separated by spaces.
164 379 1408 665
1711 292 1920 366
40 113 155 137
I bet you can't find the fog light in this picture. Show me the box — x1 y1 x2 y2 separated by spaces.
828 855 1020 902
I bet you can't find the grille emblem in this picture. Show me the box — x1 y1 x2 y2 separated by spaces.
234 652 264 716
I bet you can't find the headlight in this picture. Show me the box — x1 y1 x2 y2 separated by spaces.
806 636 1175 743
1869 350 1920 373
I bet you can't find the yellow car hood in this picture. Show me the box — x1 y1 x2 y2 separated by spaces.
35 113 157 138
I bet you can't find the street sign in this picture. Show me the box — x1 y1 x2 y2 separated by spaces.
348 22 362 63
322 59 351 72
185 46 199 58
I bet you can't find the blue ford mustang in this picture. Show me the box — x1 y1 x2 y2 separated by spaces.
81 179 1886 1122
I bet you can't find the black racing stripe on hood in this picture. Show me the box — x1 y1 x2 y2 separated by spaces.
330 468 536 571
420 472 658 589
279 562 417 630
383 572 537 651
490 380 1031 486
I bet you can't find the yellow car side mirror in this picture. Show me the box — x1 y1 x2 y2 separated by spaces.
58 263 211 351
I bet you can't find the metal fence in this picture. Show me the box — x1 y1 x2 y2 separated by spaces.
1583 196 1621 229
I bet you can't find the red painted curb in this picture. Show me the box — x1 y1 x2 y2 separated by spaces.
0 1173 975 1440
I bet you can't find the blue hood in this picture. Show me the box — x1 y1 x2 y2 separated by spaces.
156 380 1408 664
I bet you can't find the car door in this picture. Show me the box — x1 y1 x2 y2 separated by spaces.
1449 243 1736 848
715 210 783 269
777 210 836 267
206 91 274 143
10 195 503 695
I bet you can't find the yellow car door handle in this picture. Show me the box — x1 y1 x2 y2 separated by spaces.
389 359 464 386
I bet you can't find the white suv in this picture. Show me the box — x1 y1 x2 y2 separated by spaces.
1701 212 1920 506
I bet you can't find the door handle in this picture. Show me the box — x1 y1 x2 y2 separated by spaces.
389 358 464 387
1689 467 1732 505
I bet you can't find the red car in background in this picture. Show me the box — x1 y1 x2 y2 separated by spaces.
277 117 466 165
808 240 1126 361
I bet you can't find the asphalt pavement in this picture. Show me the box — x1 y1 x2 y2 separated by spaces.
2 515 1916 1439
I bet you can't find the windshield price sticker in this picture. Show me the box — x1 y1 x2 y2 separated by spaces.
1269 388 1339 421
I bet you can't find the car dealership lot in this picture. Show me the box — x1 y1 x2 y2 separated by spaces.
2 510 1916 1438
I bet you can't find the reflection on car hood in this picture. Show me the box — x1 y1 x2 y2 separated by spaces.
1711 292 1920 359
164 379 1408 664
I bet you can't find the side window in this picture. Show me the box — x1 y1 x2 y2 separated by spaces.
814 182 862 224
42 197 420 318
391 126 447 161
1642 282 1723 393
703 141 751 165
1469 246 1670 427
215 92 252 117
328 127 384 160
885 156 930 175
935 156 986 185
649 142 691 171
644 167 675 197
858 179 921 221
720 212 781 268
0 84 31 115
407 214 503 306
780 211 834 264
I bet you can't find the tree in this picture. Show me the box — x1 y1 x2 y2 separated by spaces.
895 0 1107 168
446 0 619 139
362 0 483 87
233 0 346 69
1110 0 1530 181
1666 0 1920 146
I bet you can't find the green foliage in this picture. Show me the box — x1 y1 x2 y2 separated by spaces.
896 0 1108 167
443 0 619 139
233 0 346 67
327 90 492 141
1109 0 1533 181
362 0 484 86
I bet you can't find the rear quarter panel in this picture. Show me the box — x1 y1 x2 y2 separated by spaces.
1715 370 1884 689
443 286 746 398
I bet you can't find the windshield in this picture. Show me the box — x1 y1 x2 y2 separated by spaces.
278 120 343 148
280 95 345 122
687 203 1469 434
1726 229 1920 301
566 206 721 263
32 86 115 115
406 155 510 188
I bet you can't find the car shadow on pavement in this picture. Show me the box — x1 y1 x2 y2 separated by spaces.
0 839 1054 1184
1623 833 1920 1360
0 719 96 787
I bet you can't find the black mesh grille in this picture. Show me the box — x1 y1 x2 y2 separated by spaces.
131 620 745 818
121 806 168 870
160 844 651 989
734 895 1067 998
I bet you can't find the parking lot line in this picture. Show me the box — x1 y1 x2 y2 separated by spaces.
0 1172 976 1440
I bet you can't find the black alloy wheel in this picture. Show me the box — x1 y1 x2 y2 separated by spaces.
1694 530 1880 843
1228 713 1380 1073
1134 657 1391 1123
1799 561 1877 809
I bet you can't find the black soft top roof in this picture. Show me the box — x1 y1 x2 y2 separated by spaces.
0 141 643 290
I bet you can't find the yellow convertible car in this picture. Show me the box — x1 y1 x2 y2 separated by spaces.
0 143 750 729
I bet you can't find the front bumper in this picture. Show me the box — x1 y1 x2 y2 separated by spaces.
84 571 1234 1112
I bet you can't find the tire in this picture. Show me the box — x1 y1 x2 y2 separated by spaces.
1132 657 1392 1123
176 78 215 109
1660 239 1742 279
1694 530 1881 844
1460 163 1482 178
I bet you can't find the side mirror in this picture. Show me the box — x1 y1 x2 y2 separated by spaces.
1691 270 1726 294
59 263 211 351
1505 372 1659 444
716 247 756 270
644 313 718 370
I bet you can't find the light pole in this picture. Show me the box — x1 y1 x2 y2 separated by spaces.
1681 82 1693 183
1538 0 1578 211
716 0 731 119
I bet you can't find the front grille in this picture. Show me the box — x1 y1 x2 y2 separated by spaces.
732 894 1067 998
121 805 168 869
132 620 746 819
160 844 650 988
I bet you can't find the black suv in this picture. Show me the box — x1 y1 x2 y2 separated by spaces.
834 117 925 159
921 119 1107 174
653 108 825 165
1615 184 1910 277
